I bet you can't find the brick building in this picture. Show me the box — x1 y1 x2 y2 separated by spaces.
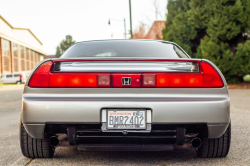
0 15 46 75
133 21 166 40
144 21 165 40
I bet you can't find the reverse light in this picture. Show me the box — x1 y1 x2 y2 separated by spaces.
143 75 155 86
98 75 110 86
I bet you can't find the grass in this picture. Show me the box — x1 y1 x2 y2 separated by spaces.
0 83 22 88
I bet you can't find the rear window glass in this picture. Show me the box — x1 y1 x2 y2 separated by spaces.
60 40 189 59
6 75 12 78
14 74 19 77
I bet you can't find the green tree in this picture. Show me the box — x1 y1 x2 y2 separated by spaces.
163 0 250 83
55 35 76 58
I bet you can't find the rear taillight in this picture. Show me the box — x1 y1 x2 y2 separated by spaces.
29 61 53 87
200 62 224 87
29 61 110 88
29 60 224 88
142 61 223 88
143 74 203 87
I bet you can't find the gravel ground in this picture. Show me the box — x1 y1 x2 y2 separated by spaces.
0 88 250 166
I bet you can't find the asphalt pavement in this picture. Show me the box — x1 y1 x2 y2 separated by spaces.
0 86 250 166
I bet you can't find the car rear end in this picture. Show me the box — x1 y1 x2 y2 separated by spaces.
20 40 230 158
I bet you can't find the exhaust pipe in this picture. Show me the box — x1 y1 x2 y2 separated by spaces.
49 136 59 147
49 134 71 147
191 138 202 148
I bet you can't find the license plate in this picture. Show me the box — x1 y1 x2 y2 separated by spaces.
107 110 146 129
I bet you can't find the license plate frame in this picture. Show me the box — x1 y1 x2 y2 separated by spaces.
106 109 147 130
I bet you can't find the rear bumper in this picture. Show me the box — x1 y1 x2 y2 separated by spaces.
22 86 230 139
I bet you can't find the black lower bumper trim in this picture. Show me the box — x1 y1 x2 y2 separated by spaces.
77 144 174 151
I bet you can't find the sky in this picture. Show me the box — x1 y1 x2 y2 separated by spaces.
0 0 167 55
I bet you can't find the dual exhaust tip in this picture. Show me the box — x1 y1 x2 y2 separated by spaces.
191 138 202 148
49 136 60 147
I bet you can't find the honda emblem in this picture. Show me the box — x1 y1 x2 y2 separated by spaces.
122 77 131 85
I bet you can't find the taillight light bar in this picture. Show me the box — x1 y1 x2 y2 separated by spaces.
28 61 224 88
142 62 224 88
143 73 203 87
50 74 110 87
29 61 111 88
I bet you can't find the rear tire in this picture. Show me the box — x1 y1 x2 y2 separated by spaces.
196 122 231 158
20 123 55 158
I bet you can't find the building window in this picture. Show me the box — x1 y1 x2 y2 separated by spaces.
14 58 19 72
35 52 37 62
21 59 25 71
13 43 18 57
30 50 34 68
20 46 25 59
12 43 19 72
2 39 10 55
20 45 25 71
26 48 30 71
37 53 40 63
2 39 10 72
30 50 33 61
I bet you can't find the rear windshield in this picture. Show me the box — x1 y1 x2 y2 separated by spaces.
60 40 189 59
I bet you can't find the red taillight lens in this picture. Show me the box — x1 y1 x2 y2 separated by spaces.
29 61 53 87
50 74 98 87
184 75 203 87
29 61 110 88
156 75 168 87
142 62 223 88
201 62 224 88
29 60 224 88
112 74 141 87
49 74 109 87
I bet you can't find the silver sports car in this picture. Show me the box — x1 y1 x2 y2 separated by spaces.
20 40 230 158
